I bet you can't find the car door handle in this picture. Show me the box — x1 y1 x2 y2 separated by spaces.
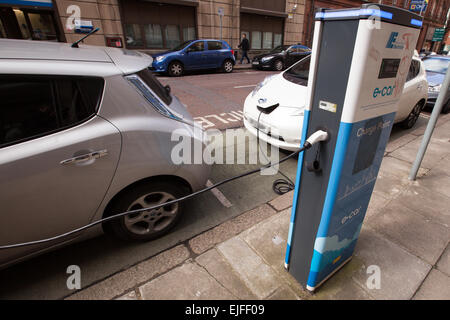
60 149 108 165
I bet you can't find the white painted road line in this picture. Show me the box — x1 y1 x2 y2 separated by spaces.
234 84 257 89
206 180 233 208
420 113 431 119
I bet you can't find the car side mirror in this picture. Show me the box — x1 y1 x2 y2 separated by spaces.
165 85 171 95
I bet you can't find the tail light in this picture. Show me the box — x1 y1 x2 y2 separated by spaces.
231 49 234 56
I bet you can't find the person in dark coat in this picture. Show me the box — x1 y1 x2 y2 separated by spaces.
238 33 250 64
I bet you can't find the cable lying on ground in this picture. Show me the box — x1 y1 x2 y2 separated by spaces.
0 130 328 250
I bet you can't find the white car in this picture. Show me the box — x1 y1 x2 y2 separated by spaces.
244 55 428 151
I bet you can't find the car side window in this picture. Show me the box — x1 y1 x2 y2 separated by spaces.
0 76 103 148
188 41 204 52
207 41 223 50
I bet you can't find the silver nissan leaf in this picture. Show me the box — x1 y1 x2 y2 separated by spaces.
0 39 210 269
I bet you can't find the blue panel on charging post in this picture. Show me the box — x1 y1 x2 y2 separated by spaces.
285 4 422 291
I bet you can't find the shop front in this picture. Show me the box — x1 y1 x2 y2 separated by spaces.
0 0 63 41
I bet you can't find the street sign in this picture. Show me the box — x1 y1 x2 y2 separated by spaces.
409 0 428 13
218 7 224 17
432 28 445 42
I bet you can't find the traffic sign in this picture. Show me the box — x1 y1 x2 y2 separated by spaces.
432 28 445 42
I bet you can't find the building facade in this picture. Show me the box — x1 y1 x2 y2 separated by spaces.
0 0 448 54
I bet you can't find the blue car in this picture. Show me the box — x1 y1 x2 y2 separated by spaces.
422 55 450 113
151 39 235 76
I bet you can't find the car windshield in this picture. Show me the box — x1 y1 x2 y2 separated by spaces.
283 56 311 85
271 45 290 53
171 40 194 51
423 58 449 74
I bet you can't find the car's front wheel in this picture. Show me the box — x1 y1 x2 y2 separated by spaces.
168 61 184 77
401 101 423 129
107 181 188 241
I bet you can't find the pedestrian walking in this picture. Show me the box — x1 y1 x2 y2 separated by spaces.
238 33 250 64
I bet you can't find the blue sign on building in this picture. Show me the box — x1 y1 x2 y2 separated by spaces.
409 0 428 13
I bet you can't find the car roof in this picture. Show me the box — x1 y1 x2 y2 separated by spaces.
423 55 450 60
0 39 153 77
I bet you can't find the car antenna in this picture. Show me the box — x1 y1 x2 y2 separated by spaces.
71 27 100 48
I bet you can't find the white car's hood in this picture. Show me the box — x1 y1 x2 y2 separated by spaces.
253 73 308 109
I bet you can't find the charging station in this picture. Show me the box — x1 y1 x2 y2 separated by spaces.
285 4 422 291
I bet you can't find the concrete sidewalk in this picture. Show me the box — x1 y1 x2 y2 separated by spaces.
67 113 450 300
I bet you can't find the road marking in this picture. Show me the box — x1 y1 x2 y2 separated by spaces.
420 113 430 119
194 110 244 129
206 180 233 208
234 84 256 89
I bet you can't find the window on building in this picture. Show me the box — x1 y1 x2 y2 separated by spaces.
251 31 261 49
165 25 181 49
27 12 57 41
125 24 144 48
263 32 273 49
183 26 196 41
274 33 282 47
144 24 163 48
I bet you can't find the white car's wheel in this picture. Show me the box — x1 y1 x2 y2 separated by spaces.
401 101 423 129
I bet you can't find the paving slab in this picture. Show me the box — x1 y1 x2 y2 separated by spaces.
385 133 418 154
195 248 257 300
365 191 392 221
389 137 448 169
139 261 235 300
378 156 428 179
413 269 450 300
217 236 282 299
373 171 410 200
352 228 431 300
367 201 449 265
188 204 276 255
436 244 450 277
267 286 301 300
394 186 450 227
66 245 190 300
409 168 450 200
310 258 373 300
268 190 294 211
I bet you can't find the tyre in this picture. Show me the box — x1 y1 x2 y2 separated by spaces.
107 181 188 241
442 99 450 114
273 59 284 71
168 61 184 77
222 59 234 73
400 101 423 129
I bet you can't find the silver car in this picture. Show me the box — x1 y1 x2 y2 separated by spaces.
0 39 210 269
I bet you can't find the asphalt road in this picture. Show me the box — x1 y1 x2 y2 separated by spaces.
0 68 431 300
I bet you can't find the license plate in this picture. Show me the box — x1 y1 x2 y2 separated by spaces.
252 61 259 65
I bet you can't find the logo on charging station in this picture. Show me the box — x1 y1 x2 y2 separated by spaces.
373 85 395 98
386 32 405 49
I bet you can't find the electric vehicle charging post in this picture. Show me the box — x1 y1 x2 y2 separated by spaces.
285 4 422 291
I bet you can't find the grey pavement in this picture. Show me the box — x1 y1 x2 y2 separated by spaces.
67 113 450 300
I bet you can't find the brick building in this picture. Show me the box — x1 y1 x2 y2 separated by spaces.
0 0 448 54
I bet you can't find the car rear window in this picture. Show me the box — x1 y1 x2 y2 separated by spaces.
136 68 172 105
207 41 223 50
283 56 310 86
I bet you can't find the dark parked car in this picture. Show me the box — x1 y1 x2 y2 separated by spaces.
151 39 235 76
252 44 311 71
422 55 450 113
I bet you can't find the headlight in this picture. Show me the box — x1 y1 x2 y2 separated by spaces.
156 56 166 63
261 56 274 62
428 84 441 93
252 75 276 97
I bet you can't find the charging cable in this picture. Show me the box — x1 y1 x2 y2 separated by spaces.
0 130 328 250
256 111 295 195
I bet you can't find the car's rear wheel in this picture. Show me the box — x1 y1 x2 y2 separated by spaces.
168 61 184 77
107 181 188 241
273 59 284 71
401 101 423 129
222 59 234 73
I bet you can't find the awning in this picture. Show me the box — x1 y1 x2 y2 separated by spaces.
240 6 288 18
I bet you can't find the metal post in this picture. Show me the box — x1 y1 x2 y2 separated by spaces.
409 64 450 180
220 15 223 41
